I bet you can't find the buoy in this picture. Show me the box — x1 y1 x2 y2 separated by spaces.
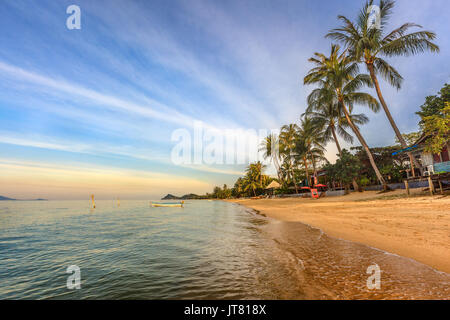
91 194 96 209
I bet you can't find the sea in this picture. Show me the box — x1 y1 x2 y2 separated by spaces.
0 200 448 299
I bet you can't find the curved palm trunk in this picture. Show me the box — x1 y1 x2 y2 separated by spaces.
308 148 318 177
289 156 299 193
309 151 318 186
303 156 310 187
340 100 388 189
272 154 283 183
330 124 342 155
367 63 420 177
331 124 362 192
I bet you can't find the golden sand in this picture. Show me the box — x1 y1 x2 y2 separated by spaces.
228 190 450 274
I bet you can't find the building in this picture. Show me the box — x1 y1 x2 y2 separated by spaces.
395 134 450 177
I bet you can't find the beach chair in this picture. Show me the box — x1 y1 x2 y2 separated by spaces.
311 188 319 199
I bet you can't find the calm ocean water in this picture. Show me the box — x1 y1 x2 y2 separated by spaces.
0 200 449 299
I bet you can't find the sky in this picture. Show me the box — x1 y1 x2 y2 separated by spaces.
0 0 448 199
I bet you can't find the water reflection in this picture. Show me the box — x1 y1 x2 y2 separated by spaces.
0 200 448 299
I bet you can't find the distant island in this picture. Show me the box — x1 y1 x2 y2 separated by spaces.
161 193 208 200
0 195 48 201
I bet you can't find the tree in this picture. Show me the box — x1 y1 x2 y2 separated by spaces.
395 131 421 146
232 178 245 198
304 44 388 189
334 149 362 194
416 83 449 125
242 161 267 196
327 0 439 174
293 136 311 187
280 124 301 193
212 186 222 199
421 102 450 154
305 84 368 191
350 145 406 184
259 133 282 183
222 184 232 199
297 116 326 179
305 84 368 155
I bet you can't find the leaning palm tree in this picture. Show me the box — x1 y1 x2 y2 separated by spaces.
279 156 293 186
259 133 282 183
245 161 266 190
242 177 258 197
279 124 300 193
305 84 369 155
297 116 326 179
305 84 369 191
326 0 439 174
304 44 388 189
293 136 311 187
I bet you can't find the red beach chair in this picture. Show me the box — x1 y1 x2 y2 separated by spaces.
311 188 319 199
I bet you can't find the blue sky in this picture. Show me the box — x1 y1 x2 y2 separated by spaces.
0 0 448 199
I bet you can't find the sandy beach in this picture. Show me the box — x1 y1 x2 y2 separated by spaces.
228 190 450 274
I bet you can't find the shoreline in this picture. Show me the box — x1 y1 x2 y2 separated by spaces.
227 190 450 274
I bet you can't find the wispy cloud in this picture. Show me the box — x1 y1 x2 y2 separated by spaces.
0 0 448 197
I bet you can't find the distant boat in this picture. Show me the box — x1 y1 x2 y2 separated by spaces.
151 201 184 208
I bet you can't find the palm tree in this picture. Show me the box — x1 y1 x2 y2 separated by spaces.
280 124 300 193
326 0 439 175
244 161 266 196
279 156 294 186
259 133 282 183
305 84 369 191
293 137 311 187
305 84 369 155
233 177 245 197
244 178 259 197
297 116 326 179
304 44 388 189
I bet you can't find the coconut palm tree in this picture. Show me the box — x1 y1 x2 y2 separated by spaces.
244 178 259 197
293 137 311 187
304 44 388 189
259 133 282 183
305 84 369 155
326 0 439 175
297 116 326 179
245 161 266 192
279 124 300 193
305 84 369 191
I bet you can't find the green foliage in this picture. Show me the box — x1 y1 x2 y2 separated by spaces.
380 164 405 182
422 102 450 154
395 131 421 146
416 84 449 125
359 176 371 187
325 149 362 186
350 145 406 183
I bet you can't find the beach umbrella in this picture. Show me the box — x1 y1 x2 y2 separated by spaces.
265 181 281 189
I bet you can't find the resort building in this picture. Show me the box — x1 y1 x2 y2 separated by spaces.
395 134 450 177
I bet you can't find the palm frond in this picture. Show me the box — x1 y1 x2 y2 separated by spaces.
373 57 403 89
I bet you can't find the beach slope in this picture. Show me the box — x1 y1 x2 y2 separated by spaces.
229 190 450 273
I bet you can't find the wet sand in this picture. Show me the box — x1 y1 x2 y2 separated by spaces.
228 190 450 274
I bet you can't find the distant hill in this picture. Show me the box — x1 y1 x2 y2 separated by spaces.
161 194 179 200
161 193 206 200
0 195 16 201
0 195 48 201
